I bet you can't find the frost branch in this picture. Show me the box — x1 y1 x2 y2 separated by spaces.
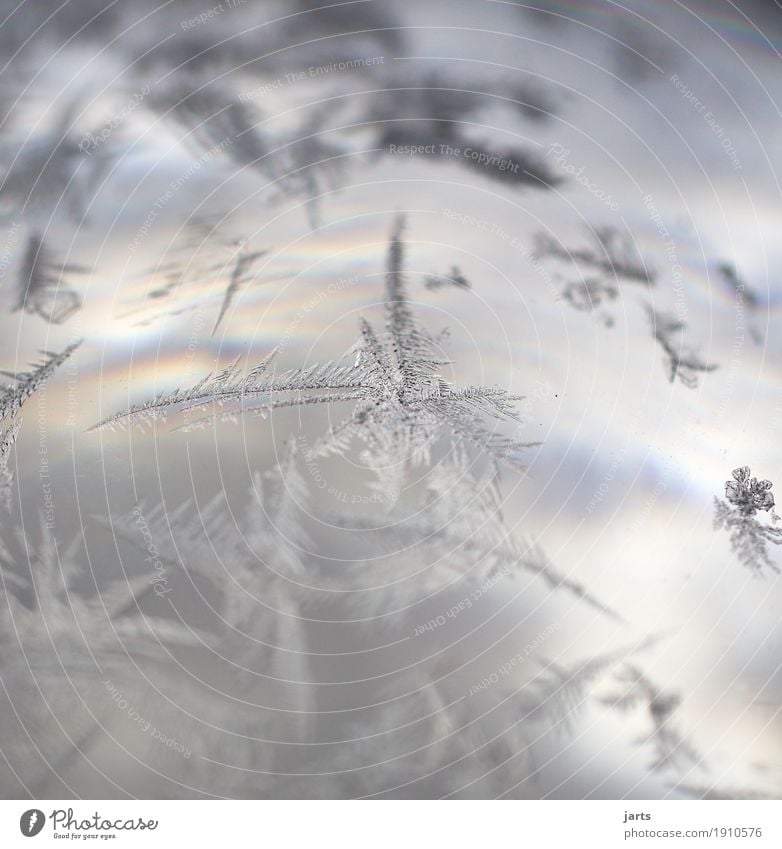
1 341 81 510
93 217 539 486
646 306 718 388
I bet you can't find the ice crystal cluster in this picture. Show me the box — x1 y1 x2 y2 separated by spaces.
714 467 782 575
724 466 775 516
65 219 719 798
0 222 716 799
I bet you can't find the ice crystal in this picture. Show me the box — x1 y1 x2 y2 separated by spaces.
14 234 86 324
92 217 540 486
0 519 208 795
0 342 81 510
425 266 471 291
151 79 347 227
332 448 620 619
561 276 618 313
535 226 655 285
124 212 295 329
93 444 314 780
724 466 774 516
101 443 311 634
0 418 21 511
0 96 111 222
646 306 718 388
1 341 82 421
717 261 762 308
598 663 700 771
717 263 763 344
714 468 782 575
210 246 270 336
2 518 203 649
457 636 701 793
370 67 561 190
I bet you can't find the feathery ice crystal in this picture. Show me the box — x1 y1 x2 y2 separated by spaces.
92 216 540 490
1 341 81 510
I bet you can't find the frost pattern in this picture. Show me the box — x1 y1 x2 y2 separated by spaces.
0 2 769 799
724 465 774 515
124 214 290 329
92 216 540 489
14 234 85 324
561 276 618 315
332 447 621 619
535 226 656 285
74 209 722 796
646 306 718 388
598 663 700 771
150 78 347 228
0 418 21 510
714 467 782 575
210 246 270 336
0 518 206 795
425 266 471 291
1 342 80 510
0 97 112 222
